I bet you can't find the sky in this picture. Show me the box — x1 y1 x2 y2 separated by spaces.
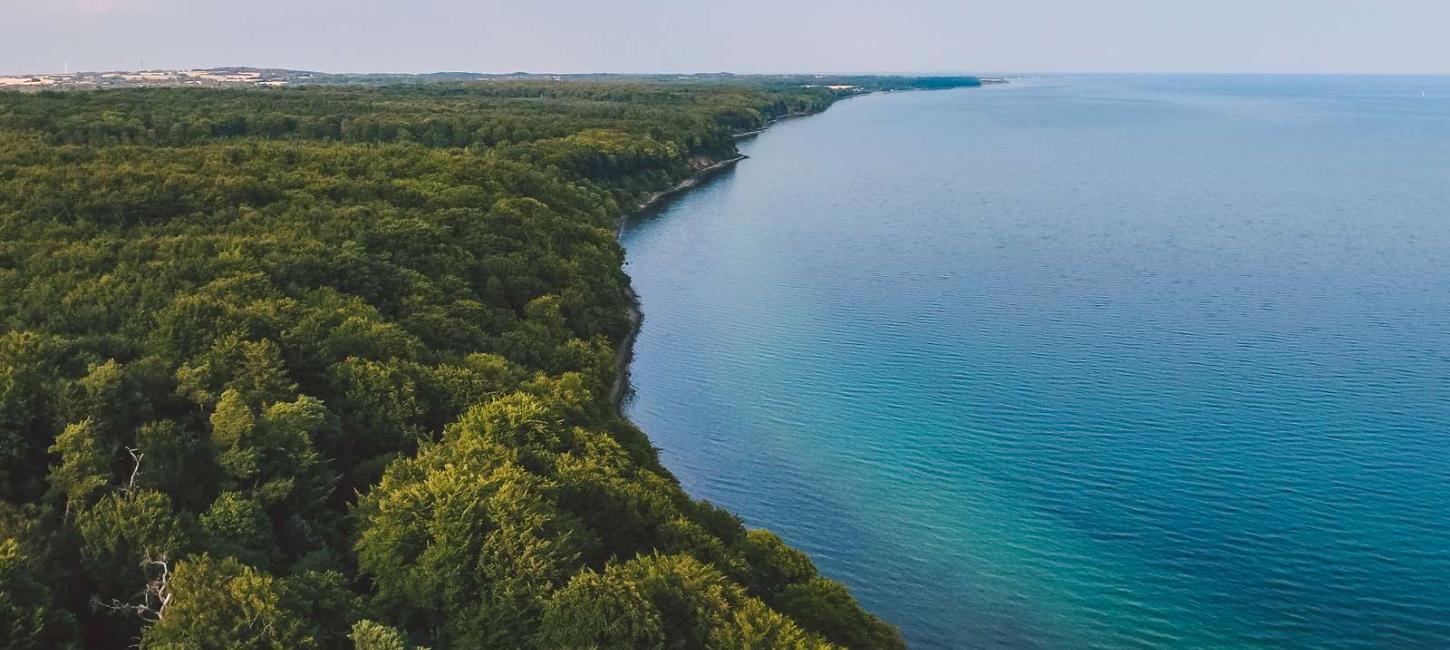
2 0 1448 76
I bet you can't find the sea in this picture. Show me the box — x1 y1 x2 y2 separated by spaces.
619 75 1450 648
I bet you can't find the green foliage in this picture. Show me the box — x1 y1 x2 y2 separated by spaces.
177 336 297 407
0 332 67 501
350 620 420 650
139 555 356 649
199 492 274 568
62 360 147 437
538 553 833 649
775 578 905 649
0 504 79 649
355 427 591 646
0 78 946 648
46 419 112 513
133 419 216 511
74 490 192 598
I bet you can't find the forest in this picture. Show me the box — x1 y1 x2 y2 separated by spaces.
0 76 976 649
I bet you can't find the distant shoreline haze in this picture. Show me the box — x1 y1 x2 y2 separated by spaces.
11 66 1450 96
0 67 994 90
6 0 1450 75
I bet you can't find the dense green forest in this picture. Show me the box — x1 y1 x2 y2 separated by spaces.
0 77 975 648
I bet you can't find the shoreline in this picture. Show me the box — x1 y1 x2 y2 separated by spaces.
607 153 750 408
605 85 968 410
607 108 824 409
628 154 749 223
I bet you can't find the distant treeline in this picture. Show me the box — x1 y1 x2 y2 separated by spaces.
0 77 975 649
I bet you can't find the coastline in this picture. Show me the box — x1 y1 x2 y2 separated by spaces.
629 155 749 221
608 285 644 408
606 88 928 410
608 153 749 408
607 114 812 409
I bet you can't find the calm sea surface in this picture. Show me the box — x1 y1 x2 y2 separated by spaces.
619 76 1450 648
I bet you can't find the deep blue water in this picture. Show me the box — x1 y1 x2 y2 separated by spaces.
619 76 1450 649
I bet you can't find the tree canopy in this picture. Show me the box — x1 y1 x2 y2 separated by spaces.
0 77 973 648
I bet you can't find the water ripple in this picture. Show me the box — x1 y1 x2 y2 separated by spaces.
623 76 1450 649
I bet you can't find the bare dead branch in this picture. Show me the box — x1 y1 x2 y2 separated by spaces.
91 552 172 624
124 447 144 492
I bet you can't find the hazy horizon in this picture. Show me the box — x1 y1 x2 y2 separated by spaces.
4 0 1449 77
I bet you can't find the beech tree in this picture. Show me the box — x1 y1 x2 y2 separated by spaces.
1 503 78 649
138 555 355 649
46 420 111 515
538 553 832 649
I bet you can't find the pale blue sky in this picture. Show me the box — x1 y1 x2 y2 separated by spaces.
3 0 1447 76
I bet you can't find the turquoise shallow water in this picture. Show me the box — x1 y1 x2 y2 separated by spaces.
619 76 1450 648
